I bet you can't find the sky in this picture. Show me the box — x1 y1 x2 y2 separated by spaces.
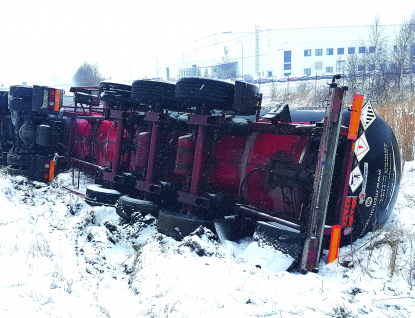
0 0 414 86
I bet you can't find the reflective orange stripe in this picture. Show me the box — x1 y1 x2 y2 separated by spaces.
347 94 363 140
54 90 60 112
49 160 55 181
327 225 342 264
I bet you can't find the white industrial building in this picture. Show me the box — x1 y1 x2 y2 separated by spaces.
162 25 411 80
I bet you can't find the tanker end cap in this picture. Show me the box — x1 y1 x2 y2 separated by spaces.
334 110 402 245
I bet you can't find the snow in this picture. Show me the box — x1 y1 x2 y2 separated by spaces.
1 163 415 317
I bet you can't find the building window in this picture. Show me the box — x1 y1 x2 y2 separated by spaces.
315 62 323 70
336 60 345 74
326 48 333 55
284 51 291 71
348 47 355 54
403 45 408 51
337 48 344 55
369 46 376 53
326 67 333 73
359 47 366 54
394 45 397 53
368 64 375 71
284 51 291 63
358 65 365 72
304 68 311 76
411 45 415 57
304 49 311 57
315 49 323 56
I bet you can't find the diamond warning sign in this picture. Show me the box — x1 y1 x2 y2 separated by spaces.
361 101 376 130
355 133 370 162
349 165 363 193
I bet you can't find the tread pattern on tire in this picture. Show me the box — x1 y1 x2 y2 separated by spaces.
253 221 303 261
175 77 235 110
98 82 136 105
131 80 184 111
157 209 215 239
7 166 29 176
115 195 159 220
85 184 122 207
9 86 33 111
7 154 31 167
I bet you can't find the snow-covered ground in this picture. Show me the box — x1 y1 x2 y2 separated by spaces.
0 160 415 317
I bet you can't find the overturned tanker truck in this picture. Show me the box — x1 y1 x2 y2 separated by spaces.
0 75 401 272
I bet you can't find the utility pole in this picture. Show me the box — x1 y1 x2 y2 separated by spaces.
151 56 158 79
239 40 244 79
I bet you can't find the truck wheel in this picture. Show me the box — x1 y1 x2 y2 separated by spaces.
213 216 240 242
7 166 29 177
98 82 133 104
253 221 303 261
85 184 122 207
7 154 31 167
8 97 32 111
157 209 215 239
131 80 184 111
115 195 159 220
175 77 235 111
10 86 33 98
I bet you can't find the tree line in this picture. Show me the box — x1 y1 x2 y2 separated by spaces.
345 14 415 103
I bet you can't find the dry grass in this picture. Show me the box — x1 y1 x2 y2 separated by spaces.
377 96 415 162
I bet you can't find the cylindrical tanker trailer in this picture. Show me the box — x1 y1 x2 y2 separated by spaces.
69 76 400 272
1 76 400 272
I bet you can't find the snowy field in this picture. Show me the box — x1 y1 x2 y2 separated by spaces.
0 159 415 317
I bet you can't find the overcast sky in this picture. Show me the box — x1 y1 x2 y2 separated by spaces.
0 0 414 86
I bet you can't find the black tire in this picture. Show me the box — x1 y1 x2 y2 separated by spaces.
157 209 215 239
213 216 240 242
98 82 134 104
253 221 303 261
8 97 32 111
9 86 33 98
74 92 95 105
7 154 31 167
7 166 29 177
131 80 184 111
175 77 235 110
115 195 159 220
85 184 122 207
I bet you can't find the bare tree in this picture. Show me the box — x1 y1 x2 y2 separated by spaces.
73 62 105 86
365 16 389 102
345 52 359 98
390 12 415 93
